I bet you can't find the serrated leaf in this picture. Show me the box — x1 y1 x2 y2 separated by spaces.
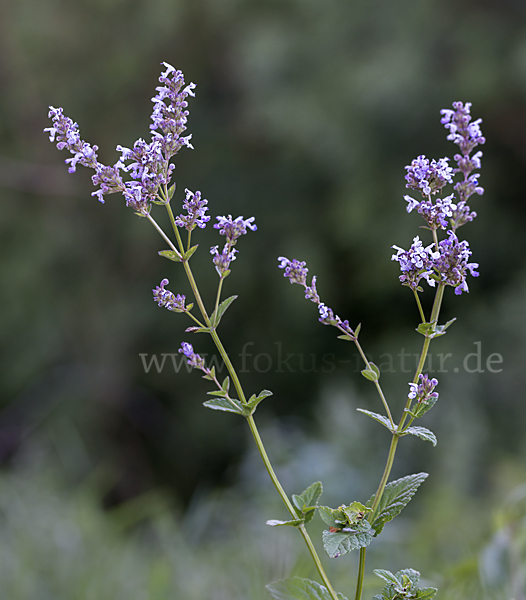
356 409 394 432
405 395 438 419
293 481 323 512
183 245 199 261
246 389 273 413
210 295 238 328
402 426 437 446
221 376 230 393
203 397 243 415
158 249 182 262
266 518 303 527
202 365 216 381
322 527 374 558
266 577 348 600
366 473 428 535
373 570 401 587
318 506 347 528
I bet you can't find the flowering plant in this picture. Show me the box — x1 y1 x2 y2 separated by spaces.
45 63 485 600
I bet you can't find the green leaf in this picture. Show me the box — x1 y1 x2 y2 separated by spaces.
221 376 230 394
361 362 380 382
402 426 437 446
266 518 303 527
417 318 456 339
404 395 438 419
206 389 228 397
356 409 394 432
354 323 361 338
292 482 323 524
202 365 216 381
341 501 371 524
266 577 348 600
210 295 238 328
158 249 182 262
203 397 244 415
322 525 374 558
183 245 199 261
318 506 347 529
373 568 437 600
167 183 176 200
366 473 428 535
245 389 273 414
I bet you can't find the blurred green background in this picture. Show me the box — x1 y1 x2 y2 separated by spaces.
2 0 526 598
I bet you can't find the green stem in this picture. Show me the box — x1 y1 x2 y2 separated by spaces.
246 415 340 600
354 284 445 600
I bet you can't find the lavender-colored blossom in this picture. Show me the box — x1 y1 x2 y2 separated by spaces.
278 257 309 286
210 215 256 278
407 374 439 418
210 245 238 276
404 194 457 230
179 342 209 373
214 215 257 242
405 155 453 196
175 189 211 230
441 101 486 157
391 236 439 291
45 63 196 211
277 257 355 338
153 279 188 312
150 62 196 156
432 231 479 295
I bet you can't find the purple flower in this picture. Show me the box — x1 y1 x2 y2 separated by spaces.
432 231 479 295
175 189 211 230
178 342 209 373
441 102 486 157
149 62 196 157
214 215 257 242
210 245 238 277
278 257 355 338
391 236 439 291
405 155 453 196
404 194 457 230
278 257 309 286
407 374 439 418
153 279 189 312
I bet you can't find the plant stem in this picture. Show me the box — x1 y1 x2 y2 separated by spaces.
246 415 340 600
353 284 445 600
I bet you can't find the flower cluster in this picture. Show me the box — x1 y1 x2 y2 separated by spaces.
391 237 439 291
404 155 453 197
278 257 355 337
440 101 485 230
407 374 439 419
45 62 196 212
211 215 257 277
179 342 210 374
175 189 210 231
433 231 479 295
152 279 190 312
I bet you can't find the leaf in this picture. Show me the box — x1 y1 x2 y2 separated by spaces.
210 295 238 328
203 397 243 415
158 249 182 262
245 389 273 414
167 183 176 200
366 473 428 535
373 569 401 587
404 395 438 420
417 318 456 339
322 526 374 558
341 501 371 524
221 376 230 393
182 245 199 261
185 326 213 334
356 409 394 432
292 481 323 512
318 506 347 529
402 426 437 446
361 362 380 382
292 482 323 524
202 365 216 381
266 518 303 528
266 577 348 600
372 568 437 600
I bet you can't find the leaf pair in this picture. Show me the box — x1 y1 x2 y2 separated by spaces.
357 409 437 447
372 568 437 600
267 481 323 528
204 388 273 416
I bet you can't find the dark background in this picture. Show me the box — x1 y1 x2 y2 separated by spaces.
1 0 526 597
